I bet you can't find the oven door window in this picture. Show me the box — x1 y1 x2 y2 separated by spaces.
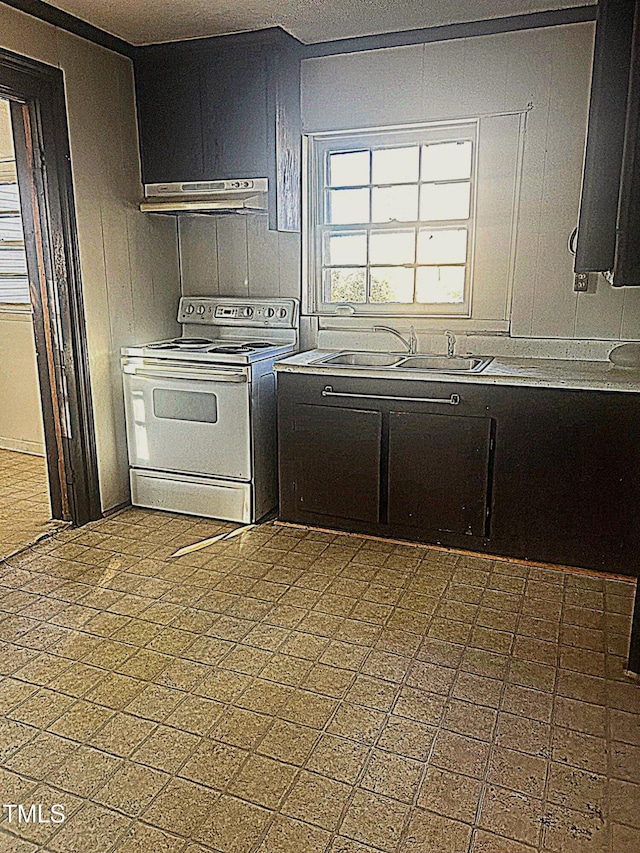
153 389 218 423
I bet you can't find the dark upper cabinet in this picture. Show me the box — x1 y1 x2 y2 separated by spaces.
199 47 270 180
134 28 302 231
135 52 205 183
575 0 640 283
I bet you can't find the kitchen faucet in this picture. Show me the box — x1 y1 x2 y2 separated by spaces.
373 325 418 354
444 330 456 358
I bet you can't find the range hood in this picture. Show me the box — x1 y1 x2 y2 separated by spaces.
140 178 268 214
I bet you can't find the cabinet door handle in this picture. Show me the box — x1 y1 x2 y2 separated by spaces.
321 386 460 405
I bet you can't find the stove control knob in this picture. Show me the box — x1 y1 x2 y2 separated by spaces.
242 307 254 318
278 307 287 319
265 307 275 318
185 304 195 314
197 305 205 315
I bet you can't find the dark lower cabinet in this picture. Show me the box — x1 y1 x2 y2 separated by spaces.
277 372 640 577
387 411 493 536
291 404 382 523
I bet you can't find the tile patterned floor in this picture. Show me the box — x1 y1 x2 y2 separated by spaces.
0 448 58 558
0 506 638 853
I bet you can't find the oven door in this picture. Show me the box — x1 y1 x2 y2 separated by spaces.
122 358 251 480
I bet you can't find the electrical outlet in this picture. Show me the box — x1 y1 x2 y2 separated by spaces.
574 272 589 292
573 272 597 293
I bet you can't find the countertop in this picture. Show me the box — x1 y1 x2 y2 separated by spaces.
274 349 640 393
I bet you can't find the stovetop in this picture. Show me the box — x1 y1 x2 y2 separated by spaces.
121 297 299 366
124 336 295 365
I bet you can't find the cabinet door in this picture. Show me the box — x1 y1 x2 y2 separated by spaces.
388 412 493 536
291 404 382 523
135 52 204 184
200 49 269 179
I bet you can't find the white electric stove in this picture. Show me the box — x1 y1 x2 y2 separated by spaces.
121 296 298 523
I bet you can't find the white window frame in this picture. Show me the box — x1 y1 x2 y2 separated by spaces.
303 120 479 318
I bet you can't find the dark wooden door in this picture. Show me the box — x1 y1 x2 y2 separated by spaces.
135 49 204 184
291 403 382 523
200 48 269 179
387 412 493 536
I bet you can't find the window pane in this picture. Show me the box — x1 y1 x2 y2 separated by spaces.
372 186 418 222
417 229 467 264
327 268 366 303
370 267 414 303
422 141 473 181
327 189 370 224
420 182 471 221
369 230 415 265
416 266 466 303
328 151 370 187
372 146 419 184
324 232 367 266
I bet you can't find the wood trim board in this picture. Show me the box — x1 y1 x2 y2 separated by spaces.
1 46 102 526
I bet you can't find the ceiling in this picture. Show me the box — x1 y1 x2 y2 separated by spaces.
46 0 596 46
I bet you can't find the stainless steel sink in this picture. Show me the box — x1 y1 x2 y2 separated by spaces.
394 355 493 373
317 352 404 367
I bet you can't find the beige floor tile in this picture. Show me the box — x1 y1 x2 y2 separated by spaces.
417 766 482 823
115 822 185 853
377 715 436 761
361 749 423 803
552 727 608 774
0 506 636 853
95 761 169 816
258 718 318 765
393 687 445 726
488 746 548 797
179 737 247 789
442 698 497 741
542 803 607 852
282 770 351 831
257 814 330 853
227 753 298 807
479 786 543 848
48 802 131 853
431 730 490 779
611 823 640 853
141 777 217 836
131 725 199 773
0 449 58 559
88 713 156 757
402 807 472 853
306 734 369 784
195 794 271 852
340 789 409 852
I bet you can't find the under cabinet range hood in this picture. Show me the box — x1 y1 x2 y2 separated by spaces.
140 178 268 214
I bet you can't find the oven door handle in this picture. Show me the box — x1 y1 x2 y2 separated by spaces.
123 364 248 383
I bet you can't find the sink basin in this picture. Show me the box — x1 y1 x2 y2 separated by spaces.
395 355 493 373
317 352 404 367
312 351 493 373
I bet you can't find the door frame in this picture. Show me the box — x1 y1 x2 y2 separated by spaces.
0 47 101 526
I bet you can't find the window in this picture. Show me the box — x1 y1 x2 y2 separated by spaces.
0 183 29 304
304 122 477 316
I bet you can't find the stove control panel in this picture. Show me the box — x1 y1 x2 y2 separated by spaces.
178 297 298 328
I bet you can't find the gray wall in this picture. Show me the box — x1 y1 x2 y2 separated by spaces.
182 20 640 345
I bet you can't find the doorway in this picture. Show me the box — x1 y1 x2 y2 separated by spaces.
0 98 58 555
0 48 101 556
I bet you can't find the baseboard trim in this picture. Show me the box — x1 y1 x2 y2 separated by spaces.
0 438 45 456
